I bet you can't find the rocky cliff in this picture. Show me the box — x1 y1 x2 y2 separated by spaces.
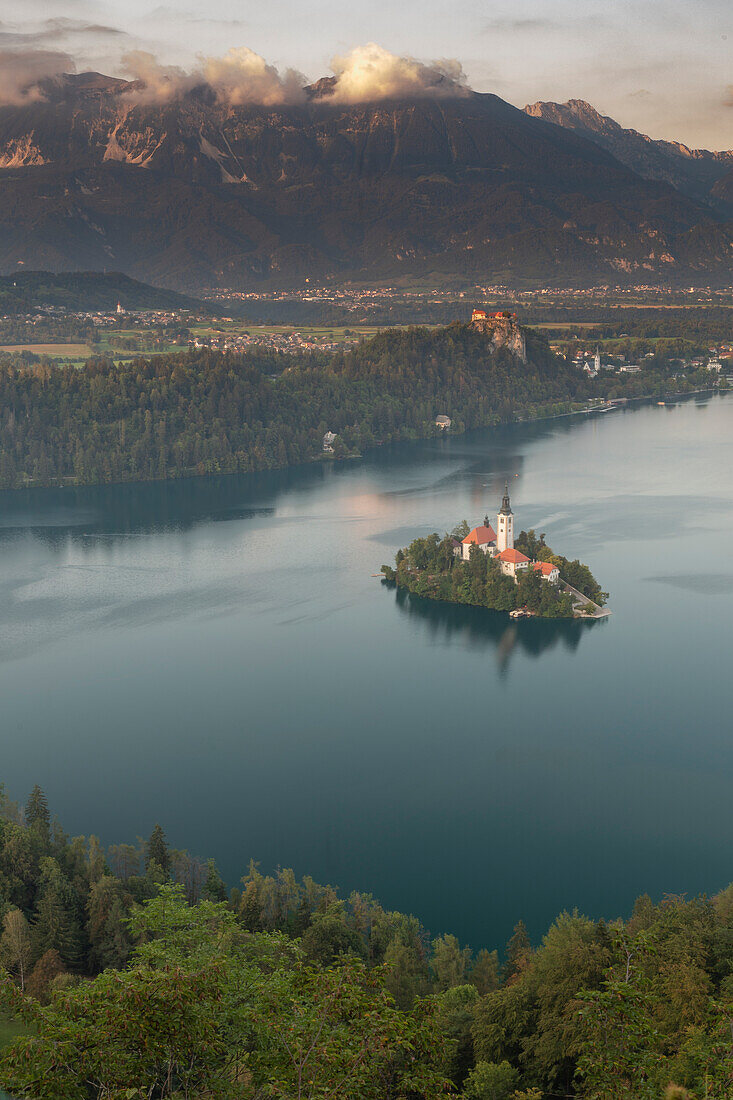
470 314 526 362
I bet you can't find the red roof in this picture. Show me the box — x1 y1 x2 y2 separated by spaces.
533 561 558 576
462 524 497 545
497 548 530 563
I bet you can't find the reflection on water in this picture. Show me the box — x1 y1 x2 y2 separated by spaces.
0 469 308 540
392 585 602 673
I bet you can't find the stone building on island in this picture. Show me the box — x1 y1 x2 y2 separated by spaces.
455 484 557 584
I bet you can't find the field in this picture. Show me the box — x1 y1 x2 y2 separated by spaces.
530 322 603 330
190 322 388 342
0 343 92 357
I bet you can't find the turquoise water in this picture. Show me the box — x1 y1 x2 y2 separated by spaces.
2 394 733 951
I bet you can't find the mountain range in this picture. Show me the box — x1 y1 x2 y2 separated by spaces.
0 73 730 291
524 99 733 212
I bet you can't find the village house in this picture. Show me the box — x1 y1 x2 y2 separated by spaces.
435 414 452 429
533 560 560 583
497 547 531 578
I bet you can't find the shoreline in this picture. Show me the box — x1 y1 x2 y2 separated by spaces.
0 386 727 497
385 577 608 623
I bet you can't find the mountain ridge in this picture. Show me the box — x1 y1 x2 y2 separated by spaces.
0 81 730 290
524 98 733 212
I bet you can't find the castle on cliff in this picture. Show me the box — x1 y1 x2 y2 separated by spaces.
469 309 526 363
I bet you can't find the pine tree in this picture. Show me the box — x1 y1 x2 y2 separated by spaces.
146 823 170 874
25 784 50 841
32 861 85 970
88 877 130 970
203 859 227 903
502 920 532 984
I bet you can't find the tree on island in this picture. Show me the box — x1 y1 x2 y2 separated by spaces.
384 527 592 618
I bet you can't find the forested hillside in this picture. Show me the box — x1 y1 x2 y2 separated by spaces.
1 782 733 1098
0 272 202 316
0 325 591 489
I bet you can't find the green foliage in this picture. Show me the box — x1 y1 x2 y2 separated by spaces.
146 823 170 874
300 904 367 965
0 1011 28 1052
515 530 607 606
434 985 480 1084
502 921 532 985
31 858 85 971
432 934 473 991
2 782 733 1099
391 528 591 619
470 949 500 996
0 887 451 1100
464 1060 519 1100
24 786 49 842
575 931 665 1099
0 324 595 489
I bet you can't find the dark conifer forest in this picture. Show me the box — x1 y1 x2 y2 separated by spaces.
0 325 591 490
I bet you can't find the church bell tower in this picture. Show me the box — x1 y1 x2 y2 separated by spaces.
497 482 514 552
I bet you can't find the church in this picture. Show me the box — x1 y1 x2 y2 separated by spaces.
455 485 560 583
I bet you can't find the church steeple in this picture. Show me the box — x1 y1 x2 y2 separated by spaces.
497 482 514 551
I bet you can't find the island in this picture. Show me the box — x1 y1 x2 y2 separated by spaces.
381 484 608 619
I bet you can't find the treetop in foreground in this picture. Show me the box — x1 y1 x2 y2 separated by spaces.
1 783 733 1098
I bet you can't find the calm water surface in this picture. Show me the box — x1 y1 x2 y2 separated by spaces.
3 395 733 950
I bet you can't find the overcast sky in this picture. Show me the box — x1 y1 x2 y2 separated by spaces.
1 0 731 147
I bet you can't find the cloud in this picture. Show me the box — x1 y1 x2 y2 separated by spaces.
120 51 198 104
201 48 305 106
144 8 248 29
0 48 75 104
121 48 306 106
121 43 471 106
0 37 471 110
484 18 558 31
328 43 470 103
43 19 127 37
0 18 127 48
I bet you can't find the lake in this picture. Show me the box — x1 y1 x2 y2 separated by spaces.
2 393 732 952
